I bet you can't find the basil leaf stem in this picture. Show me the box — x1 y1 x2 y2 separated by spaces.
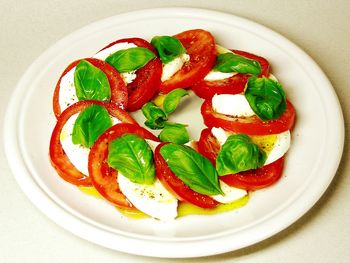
244 76 287 121
105 47 156 73
107 134 155 184
151 36 186 64
160 144 223 196
72 104 112 148
74 60 111 101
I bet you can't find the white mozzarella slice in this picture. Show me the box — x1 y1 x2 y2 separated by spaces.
210 127 291 166
212 94 256 117
211 127 229 145
60 113 121 175
161 53 190 82
211 180 247 204
120 70 137 84
204 71 237 81
118 174 178 221
60 113 89 175
59 67 79 113
203 45 236 81
264 131 290 165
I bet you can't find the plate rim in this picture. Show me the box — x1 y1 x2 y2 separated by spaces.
3 7 345 258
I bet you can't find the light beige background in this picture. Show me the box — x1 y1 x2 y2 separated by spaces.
1 0 349 262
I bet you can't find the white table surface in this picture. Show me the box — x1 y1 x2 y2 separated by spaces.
1 0 349 262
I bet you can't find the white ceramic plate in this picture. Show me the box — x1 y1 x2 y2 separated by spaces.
4 8 344 258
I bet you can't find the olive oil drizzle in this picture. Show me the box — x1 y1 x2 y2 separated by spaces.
79 186 249 219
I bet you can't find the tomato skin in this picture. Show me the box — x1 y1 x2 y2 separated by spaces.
191 73 250 100
49 100 136 187
201 99 296 135
154 143 218 209
127 58 162 111
159 29 217 94
220 157 285 190
198 128 285 190
52 58 128 119
197 128 221 165
99 38 162 111
191 50 270 100
88 123 159 209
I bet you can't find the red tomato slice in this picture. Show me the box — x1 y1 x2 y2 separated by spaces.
197 128 221 165
88 123 160 209
49 100 136 187
220 157 285 190
98 38 162 111
191 50 270 99
191 73 250 100
52 58 128 119
201 99 296 135
198 128 285 190
159 29 217 94
154 143 218 209
127 58 162 111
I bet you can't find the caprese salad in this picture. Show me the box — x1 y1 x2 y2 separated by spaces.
49 29 296 221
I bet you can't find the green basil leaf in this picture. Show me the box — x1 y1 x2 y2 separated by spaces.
107 134 155 185
160 144 223 196
163 88 189 114
74 60 111 101
141 102 168 129
72 104 112 148
159 123 189 144
151 36 186 64
105 47 156 73
213 52 261 75
245 76 287 121
216 134 267 176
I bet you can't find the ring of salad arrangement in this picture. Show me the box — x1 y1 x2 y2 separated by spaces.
49 29 296 221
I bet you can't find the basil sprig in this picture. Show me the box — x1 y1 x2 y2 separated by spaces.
141 88 188 129
141 89 190 144
163 88 189 115
213 52 261 75
151 36 186 64
245 76 287 121
105 47 156 73
74 60 111 101
160 144 223 196
141 102 168 129
107 134 155 184
216 134 267 176
72 104 112 148
159 123 189 144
